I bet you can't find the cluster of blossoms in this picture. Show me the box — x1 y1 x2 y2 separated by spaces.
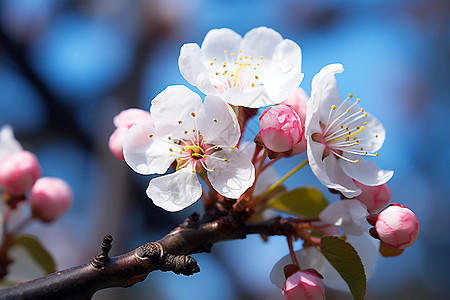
109 27 419 299
0 125 73 278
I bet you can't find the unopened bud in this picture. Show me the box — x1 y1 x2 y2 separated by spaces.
259 105 303 153
281 88 308 155
29 177 73 222
353 181 391 212
282 269 325 300
375 203 419 249
0 151 42 196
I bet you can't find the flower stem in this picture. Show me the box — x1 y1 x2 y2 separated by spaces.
287 235 300 268
258 159 309 200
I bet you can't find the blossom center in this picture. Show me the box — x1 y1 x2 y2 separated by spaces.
183 144 205 160
312 95 380 163
209 50 264 92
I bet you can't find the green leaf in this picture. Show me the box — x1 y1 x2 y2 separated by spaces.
14 235 56 275
320 236 366 300
266 186 328 218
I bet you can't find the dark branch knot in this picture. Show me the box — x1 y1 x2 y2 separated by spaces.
92 234 113 269
136 242 200 276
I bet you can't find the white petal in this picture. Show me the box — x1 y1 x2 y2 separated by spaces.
319 200 369 236
339 156 393 186
0 125 23 161
206 148 255 199
306 140 341 191
346 233 379 280
238 141 278 196
357 112 386 153
147 168 202 212
150 85 203 137
222 85 275 108
262 39 303 102
323 154 360 197
178 43 217 95
308 64 344 122
201 28 242 60
123 123 175 175
240 27 283 58
196 95 240 146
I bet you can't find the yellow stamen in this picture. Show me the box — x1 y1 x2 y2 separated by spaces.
328 126 365 143
233 62 249 87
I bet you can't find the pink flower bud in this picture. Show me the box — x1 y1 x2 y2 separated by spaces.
353 181 391 212
283 269 325 300
29 177 73 222
109 108 153 161
108 126 130 161
0 151 42 196
281 88 309 155
259 105 303 153
281 88 308 125
113 108 153 128
375 204 419 249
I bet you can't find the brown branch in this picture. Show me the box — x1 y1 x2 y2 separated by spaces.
0 214 302 299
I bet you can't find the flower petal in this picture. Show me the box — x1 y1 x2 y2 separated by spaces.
308 63 344 123
150 85 203 137
262 40 304 102
147 168 202 212
196 95 240 146
357 112 386 153
222 85 274 108
201 28 242 60
319 200 370 236
123 123 175 175
339 155 393 186
323 154 360 197
206 148 255 199
178 43 217 95
240 27 283 58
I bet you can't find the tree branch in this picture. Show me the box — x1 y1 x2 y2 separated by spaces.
0 213 302 299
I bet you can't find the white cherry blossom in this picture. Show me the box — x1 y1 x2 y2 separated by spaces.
305 64 393 198
123 85 255 212
178 27 303 108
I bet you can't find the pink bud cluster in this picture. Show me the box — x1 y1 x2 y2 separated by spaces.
0 131 73 222
368 203 419 249
108 108 154 161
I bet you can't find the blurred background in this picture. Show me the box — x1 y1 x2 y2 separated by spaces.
0 0 448 299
